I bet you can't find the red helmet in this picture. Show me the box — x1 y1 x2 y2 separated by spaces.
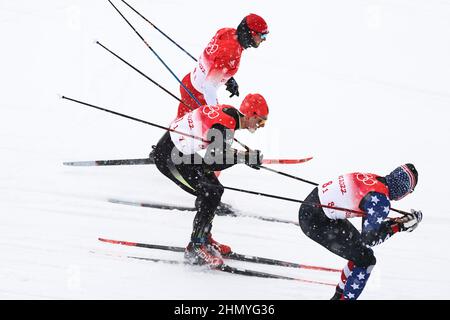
246 14 268 34
239 93 269 118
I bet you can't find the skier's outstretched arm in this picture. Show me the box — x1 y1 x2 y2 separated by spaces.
360 192 422 247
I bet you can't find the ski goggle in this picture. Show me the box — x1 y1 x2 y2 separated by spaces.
255 115 267 128
250 30 269 41
401 164 417 192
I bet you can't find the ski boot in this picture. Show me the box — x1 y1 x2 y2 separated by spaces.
184 242 224 268
207 233 232 256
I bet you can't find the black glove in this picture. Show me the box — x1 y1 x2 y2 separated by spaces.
396 209 423 232
225 77 239 98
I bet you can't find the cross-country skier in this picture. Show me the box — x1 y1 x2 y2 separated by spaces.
177 13 269 118
298 164 422 300
153 93 269 267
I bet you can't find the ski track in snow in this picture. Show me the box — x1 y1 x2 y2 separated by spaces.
1 0 450 299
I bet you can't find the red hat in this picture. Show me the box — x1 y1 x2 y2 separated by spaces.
245 14 268 34
240 93 269 118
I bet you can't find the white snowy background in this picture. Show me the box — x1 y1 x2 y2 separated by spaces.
1 0 449 299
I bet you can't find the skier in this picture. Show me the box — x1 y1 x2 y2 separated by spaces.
298 164 422 300
153 93 269 267
177 13 269 118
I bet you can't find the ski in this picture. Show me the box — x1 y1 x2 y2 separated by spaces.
63 157 313 167
109 198 196 212
63 157 153 166
94 250 335 286
99 237 340 273
127 255 336 286
108 198 299 226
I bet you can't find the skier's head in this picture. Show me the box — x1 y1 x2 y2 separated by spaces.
385 163 418 200
237 14 268 49
239 93 268 133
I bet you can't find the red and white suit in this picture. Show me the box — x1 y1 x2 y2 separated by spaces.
177 28 243 118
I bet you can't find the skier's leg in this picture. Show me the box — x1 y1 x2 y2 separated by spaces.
177 73 206 118
189 171 224 242
184 170 225 266
154 132 197 196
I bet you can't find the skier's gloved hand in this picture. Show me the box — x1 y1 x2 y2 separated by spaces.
225 77 239 98
396 209 423 232
245 149 263 170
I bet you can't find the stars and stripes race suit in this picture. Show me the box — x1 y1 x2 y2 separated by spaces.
154 104 242 267
177 28 243 118
298 173 402 300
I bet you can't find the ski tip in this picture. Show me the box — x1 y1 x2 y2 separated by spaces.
57 93 63 99
296 156 313 163
98 237 120 244
98 237 121 244
262 157 314 165
98 237 137 247
93 38 99 45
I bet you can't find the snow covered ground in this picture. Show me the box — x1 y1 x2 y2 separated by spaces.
1 0 450 299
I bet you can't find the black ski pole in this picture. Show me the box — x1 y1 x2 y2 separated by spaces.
223 186 409 217
106 0 203 108
96 41 195 111
61 96 207 143
223 186 367 217
119 0 197 62
259 165 318 187
389 207 410 215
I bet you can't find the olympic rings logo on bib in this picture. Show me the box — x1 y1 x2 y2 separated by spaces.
202 105 220 119
356 173 377 186
206 38 219 55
